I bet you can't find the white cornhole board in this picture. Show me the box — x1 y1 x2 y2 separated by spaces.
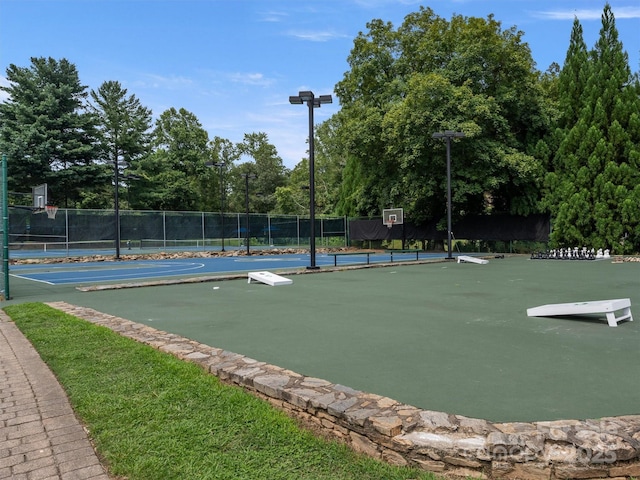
248 271 293 286
457 255 489 265
527 298 632 327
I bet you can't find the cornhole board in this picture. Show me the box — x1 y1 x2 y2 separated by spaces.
248 271 293 286
457 255 489 265
527 298 632 327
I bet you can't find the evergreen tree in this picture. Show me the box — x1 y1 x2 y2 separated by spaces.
0 57 104 207
90 81 152 209
557 19 590 130
544 4 640 253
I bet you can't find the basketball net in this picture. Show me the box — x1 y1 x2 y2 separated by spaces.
387 219 395 230
45 205 58 220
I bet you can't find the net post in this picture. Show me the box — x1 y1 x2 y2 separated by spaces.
2 154 9 299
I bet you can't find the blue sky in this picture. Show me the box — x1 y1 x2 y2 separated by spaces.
1 0 639 169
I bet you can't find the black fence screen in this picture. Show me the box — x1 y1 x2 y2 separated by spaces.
8 207 348 255
349 214 551 242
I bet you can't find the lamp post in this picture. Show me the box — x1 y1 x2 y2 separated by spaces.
289 90 332 269
432 130 465 260
241 173 256 256
206 162 226 252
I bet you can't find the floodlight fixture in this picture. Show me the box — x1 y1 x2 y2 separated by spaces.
289 90 333 269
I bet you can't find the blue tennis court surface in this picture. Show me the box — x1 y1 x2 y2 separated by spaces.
10 252 451 285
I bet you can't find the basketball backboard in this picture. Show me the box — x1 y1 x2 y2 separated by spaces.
32 184 48 210
382 208 404 227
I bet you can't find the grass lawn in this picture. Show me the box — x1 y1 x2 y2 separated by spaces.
5 303 437 480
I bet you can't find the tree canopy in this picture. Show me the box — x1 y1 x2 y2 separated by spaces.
333 7 551 225
0 57 103 207
542 4 640 253
1 3 639 252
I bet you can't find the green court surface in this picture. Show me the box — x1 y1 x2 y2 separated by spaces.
5 256 640 423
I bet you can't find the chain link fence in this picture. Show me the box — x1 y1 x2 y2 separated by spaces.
8 207 348 257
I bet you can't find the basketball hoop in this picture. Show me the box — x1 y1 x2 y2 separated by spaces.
382 208 403 230
45 205 58 220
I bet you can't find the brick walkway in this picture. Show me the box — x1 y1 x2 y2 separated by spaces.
0 311 110 480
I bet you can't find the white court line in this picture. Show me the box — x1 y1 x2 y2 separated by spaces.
14 262 206 285
10 274 56 285
233 257 305 263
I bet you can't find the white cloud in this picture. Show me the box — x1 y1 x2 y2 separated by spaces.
287 30 349 42
532 6 640 21
259 10 288 22
227 72 275 87
133 73 194 90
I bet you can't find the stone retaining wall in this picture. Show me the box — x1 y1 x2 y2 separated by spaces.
48 302 640 479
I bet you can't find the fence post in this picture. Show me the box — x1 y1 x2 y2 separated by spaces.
345 216 350 247
201 211 205 250
1 154 9 300
65 209 69 256
237 213 241 245
163 211 167 249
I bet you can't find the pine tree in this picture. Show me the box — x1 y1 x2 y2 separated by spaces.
0 57 102 206
544 4 640 253
90 81 152 209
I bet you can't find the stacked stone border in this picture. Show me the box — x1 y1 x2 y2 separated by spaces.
47 302 640 479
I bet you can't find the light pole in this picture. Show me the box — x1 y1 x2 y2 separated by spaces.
241 173 256 256
289 90 332 269
206 162 226 252
432 130 465 260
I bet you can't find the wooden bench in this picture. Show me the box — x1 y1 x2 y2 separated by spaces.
527 298 633 327
388 249 421 261
327 251 375 266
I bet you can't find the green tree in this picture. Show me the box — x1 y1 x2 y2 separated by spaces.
314 117 348 215
225 160 259 216
0 57 104 207
235 132 288 213
543 4 640 252
273 161 309 215
202 136 241 213
274 117 345 216
334 8 550 224
132 107 209 210
90 81 152 209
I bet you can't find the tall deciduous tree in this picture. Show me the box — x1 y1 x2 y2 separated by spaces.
333 8 550 224
90 81 152 209
543 4 640 252
232 132 288 213
132 107 209 210
202 136 241 213
274 117 345 216
0 57 104 207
